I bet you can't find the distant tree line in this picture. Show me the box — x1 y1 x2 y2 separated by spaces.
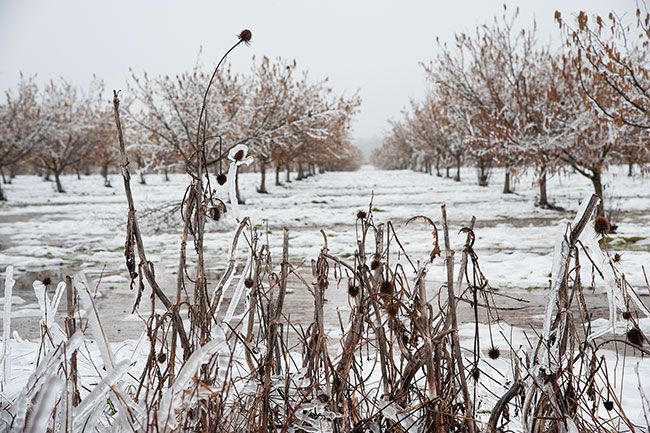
0 57 361 201
371 6 650 217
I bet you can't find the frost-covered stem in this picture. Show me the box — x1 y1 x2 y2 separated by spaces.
112 91 190 353
64 275 80 406
261 228 289 431
2 265 15 384
235 171 244 204
441 205 475 433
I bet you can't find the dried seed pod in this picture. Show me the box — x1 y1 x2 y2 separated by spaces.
488 346 501 360
238 29 252 44
471 367 480 381
603 400 614 411
356 210 367 220
386 302 399 318
206 201 227 221
594 215 610 236
622 310 632 320
42 276 52 286
380 280 394 295
244 278 254 288
626 326 644 346
370 259 381 270
347 280 359 297
217 173 227 185
157 352 167 364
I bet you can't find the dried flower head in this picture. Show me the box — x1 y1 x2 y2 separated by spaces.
471 367 481 381
42 276 52 286
356 210 367 220
227 144 254 166
217 173 227 186
348 281 359 297
244 278 254 289
370 259 381 271
613 253 622 263
488 346 501 360
622 310 633 320
157 352 167 364
627 326 645 346
238 29 252 45
603 400 614 411
386 302 399 317
593 215 610 236
380 280 394 295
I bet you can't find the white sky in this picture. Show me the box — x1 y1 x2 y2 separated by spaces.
0 0 637 150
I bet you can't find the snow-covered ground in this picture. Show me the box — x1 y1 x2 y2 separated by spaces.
1 164 649 431
0 165 649 337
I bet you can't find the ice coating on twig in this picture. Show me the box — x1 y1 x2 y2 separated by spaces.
226 144 253 219
157 326 227 432
75 274 114 370
2 266 15 384
72 360 129 431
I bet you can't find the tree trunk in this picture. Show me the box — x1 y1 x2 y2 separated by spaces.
275 165 281 186
435 157 442 177
54 171 65 193
503 165 512 194
477 158 489 186
0 168 8 184
446 166 451 178
297 163 304 180
454 155 461 182
101 163 112 187
164 164 170 182
258 160 268 193
75 167 81 180
139 171 146 185
591 167 605 216
0 181 5 201
539 171 548 208
285 165 291 183
628 160 634 177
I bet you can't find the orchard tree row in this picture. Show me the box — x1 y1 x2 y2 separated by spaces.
372 6 650 217
0 56 361 201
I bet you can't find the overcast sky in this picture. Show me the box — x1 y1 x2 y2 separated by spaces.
0 0 637 151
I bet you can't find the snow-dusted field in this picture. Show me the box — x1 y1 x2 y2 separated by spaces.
0 165 649 338
1 164 650 431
